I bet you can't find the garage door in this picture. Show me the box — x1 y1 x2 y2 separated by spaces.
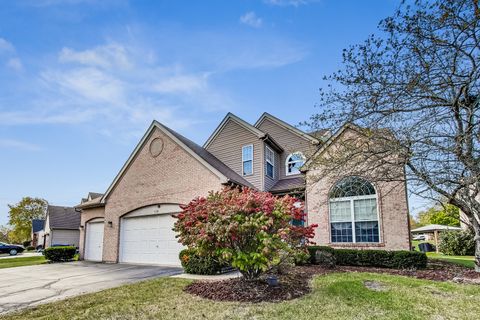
51 229 80 247
119 213 183 266
84 221 104 261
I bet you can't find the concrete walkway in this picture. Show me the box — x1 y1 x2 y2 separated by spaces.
0 261 182 315
172 270 242 281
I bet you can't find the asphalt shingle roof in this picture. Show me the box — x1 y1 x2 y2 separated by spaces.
269 177 305 193
47 205 81 230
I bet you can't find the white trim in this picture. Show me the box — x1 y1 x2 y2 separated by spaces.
101 121 230 203
204 112 266 149
122 204 182 219
285 152 306 176
254 112 321 144
242 144 254 176
265 145 275 179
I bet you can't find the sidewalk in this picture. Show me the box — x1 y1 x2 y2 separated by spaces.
0 252 43 259
171 270 241 281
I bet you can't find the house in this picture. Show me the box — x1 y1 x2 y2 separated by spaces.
31 219 45 248
76 112 411 266
43 205 81 248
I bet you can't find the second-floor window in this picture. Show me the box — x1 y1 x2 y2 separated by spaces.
265 146 275 179
242 145 253 176
286 152 305 175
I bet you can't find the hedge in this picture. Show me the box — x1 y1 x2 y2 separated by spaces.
44 246 76 262
439 230 475 256
179 249 227 275
308 246 427 270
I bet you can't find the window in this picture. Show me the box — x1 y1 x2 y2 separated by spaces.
242 145 253 176
329 177 379 243
286 152 305 175
265 146 275 179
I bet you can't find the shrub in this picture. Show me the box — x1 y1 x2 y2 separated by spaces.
174 187 317 280
308 246 335 265
334 249 427 269
179 249 226 275
307 247 427 269
26 246 35 251
22 240 31 247
44 246 76 262
439 230 475 256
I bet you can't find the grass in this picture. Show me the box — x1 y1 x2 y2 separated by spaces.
0 256 46 269
2 272 480 320
427 252 476 269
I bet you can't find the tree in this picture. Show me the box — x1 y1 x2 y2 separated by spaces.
8 197 47 244
173 187 316 280
0 225 11 243
418 203 460 227
307 0 480 271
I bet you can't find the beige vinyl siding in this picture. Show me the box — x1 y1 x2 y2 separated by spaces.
264 142 279 190
257 118 317 179
205 119 263 190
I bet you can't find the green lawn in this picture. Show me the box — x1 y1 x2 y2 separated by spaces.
427 252 476 269
2 272 480 320
0 256 46 269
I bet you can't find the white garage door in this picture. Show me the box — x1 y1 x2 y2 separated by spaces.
119 213 183 266
84 221 104 261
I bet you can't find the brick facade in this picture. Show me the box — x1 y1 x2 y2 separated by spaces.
305 128 411 250
101 127 223 263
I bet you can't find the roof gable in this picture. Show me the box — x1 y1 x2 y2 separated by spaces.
203 112 266 149
254 112 321 145
303 123 360 170
101 121 254 202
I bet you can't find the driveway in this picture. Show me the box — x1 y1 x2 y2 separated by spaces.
0 261 182 314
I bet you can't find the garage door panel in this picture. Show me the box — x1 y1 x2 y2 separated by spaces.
85 222 104 261
119 212 183 266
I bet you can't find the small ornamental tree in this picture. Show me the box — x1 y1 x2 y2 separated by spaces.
174 187 317 280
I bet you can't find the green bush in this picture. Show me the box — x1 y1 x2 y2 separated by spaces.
179 249 226 275
26 246 35 251
439 230 475 256
44 246 76 262
308 246 427 270
334 249 427 269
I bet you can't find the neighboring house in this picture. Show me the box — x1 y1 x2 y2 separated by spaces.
77 112 410 266
31 219 45 248
43 205 81 248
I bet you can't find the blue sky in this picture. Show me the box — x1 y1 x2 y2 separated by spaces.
0 0 431 225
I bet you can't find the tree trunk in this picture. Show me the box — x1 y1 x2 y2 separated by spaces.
473 226 480 273
470 217 480 272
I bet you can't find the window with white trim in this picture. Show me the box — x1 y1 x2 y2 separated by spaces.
286 152 305 175
265 146 275 179
242 145 253 176
329 177 379 243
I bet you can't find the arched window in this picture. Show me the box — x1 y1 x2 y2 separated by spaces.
285 152 305 175
329 177 379 243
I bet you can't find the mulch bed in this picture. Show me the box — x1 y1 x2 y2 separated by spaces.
185 261 479 303
185 265 333 303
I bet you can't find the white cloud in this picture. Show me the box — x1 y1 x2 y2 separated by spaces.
6 58 23 71
59 43 130 69
240 12 263 28
0 38 15 53
0 139 41 151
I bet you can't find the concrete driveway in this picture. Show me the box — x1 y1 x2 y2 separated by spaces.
0 261 182 314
